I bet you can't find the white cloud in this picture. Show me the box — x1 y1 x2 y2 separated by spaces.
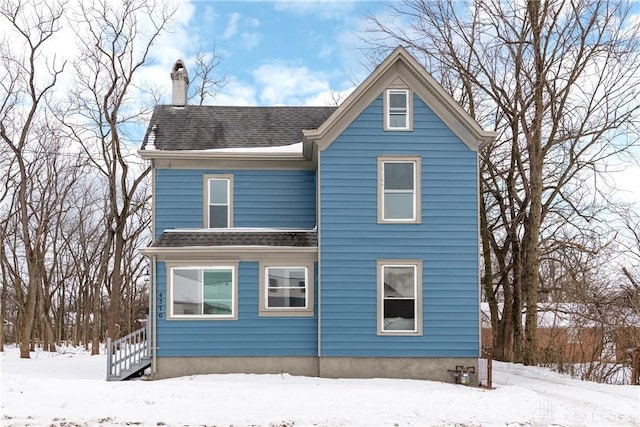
242 32 261 50
274 0 357 20
317 44 335 59
252 62 332 105
303 86 355 107
223 12 241 39
208 78 258 106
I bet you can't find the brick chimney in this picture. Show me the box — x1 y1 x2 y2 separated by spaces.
171 59 189 107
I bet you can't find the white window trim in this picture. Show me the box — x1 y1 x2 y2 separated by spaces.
377 259 423 336
167 262 239 320
259 261 314 317
203 174 234 228
384 89 412 131
377 156 421 224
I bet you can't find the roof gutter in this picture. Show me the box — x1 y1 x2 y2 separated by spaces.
140 246 318 256
137 149 305 161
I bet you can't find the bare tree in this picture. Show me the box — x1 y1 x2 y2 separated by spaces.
620 209 640 318
365 0 640 364
188 47 227 105
60 0 177 344
0 0 67 358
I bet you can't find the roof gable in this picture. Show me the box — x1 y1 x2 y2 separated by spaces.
302 46 496 157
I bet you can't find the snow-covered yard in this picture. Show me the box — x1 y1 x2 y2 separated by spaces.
1 346 638 426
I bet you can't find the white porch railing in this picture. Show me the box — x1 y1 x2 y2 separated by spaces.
106 320 151 381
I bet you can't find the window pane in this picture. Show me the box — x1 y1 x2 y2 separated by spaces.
209 179 228 204
384 266 415 297
268 288 306 308
266 267 307 308
203 269 233 315
384 193 414 220
383 265 416 332
389 92 407 109
172 269 202 316
268 268 306 288
384 299 415 320
389 114 407 128
209 205 228 228
383 300 416 331
203 270 233 299
384 163 413 190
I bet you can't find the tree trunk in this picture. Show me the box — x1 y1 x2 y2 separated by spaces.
522 0 545 366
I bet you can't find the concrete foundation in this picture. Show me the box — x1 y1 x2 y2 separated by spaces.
320 357 478 385
153 356 478 385
154 356 318 379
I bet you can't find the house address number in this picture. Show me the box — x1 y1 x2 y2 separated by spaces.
157 291 165 319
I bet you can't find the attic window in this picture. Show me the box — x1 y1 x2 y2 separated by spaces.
385 89 412 131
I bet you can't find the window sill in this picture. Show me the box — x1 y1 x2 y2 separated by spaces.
167 315 238 321
377 219 422 224
377 330 423 336
258 309 314 317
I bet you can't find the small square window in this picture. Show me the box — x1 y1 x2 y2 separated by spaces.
259 262 314 317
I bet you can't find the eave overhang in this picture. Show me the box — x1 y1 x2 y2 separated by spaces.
302 46 497 158
138 149 305 161
137 149 314 169
139 245 318 262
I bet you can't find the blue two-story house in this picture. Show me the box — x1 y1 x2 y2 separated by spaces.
136 46 495 383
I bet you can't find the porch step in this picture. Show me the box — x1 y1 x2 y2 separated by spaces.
113 356 152 381
106 321 151 381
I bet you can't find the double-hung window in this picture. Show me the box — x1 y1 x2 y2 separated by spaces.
259 262 314 317
377 260 423 335
205 175 233 228
378 156 421 223
385 89 411 130
169 264 238 319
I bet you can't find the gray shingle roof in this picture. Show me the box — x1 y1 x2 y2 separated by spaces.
142 105 336 150
152 230 317 248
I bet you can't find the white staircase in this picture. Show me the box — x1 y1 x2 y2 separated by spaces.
106 321 151 381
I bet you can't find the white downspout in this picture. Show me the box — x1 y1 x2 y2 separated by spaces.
151 255 157 376
476 152 482 358
316 148 322 370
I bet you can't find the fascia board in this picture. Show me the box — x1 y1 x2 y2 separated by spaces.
137 149 304 161
303 46 497 152
139 246 318 262
139 246 318 255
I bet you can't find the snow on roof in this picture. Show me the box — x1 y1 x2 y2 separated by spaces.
198 141 303 154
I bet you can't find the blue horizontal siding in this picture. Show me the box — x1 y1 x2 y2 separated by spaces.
155 261 318 357
155 169 316 237
319 93 480 358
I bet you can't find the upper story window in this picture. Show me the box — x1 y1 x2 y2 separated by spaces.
385 89 412 131
204 175 233 228
378 156 421 224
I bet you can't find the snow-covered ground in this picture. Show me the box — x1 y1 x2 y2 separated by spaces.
1 346 638 426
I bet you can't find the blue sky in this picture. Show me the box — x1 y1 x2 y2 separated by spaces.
140 0 640 203
154 0 395 106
